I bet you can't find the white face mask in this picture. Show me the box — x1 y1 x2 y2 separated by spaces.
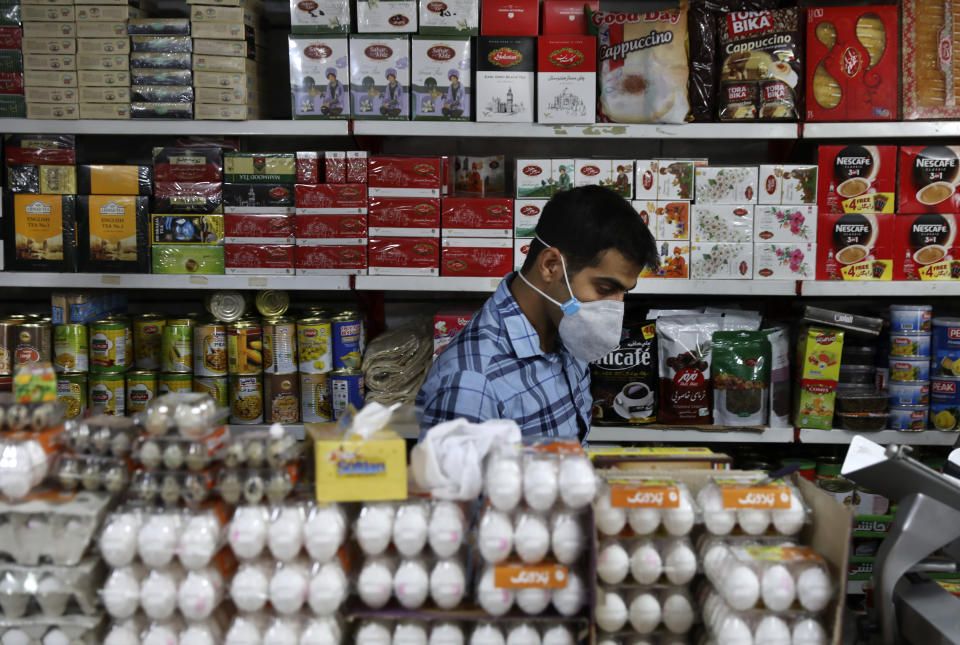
517 237 625 363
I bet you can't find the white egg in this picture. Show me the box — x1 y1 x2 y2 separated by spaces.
477 566 513 616
228 506 268 560
551 512 585 565
431 559 466 609
505 624 540 645
179 514 220 570
104 623 141 645
100 513 140 567
772 489 806 535
300 617 342 645
226 615 264 645
628 507 661 535
514 513 550 564
594 493 627 536
469 625 505 645
269 507 305 561
178 567 223 621
1 629 28 645
103 567 141 618
230 561 269 612
662 591 694 634
394 623 429 645
516 587 551 614
181 623 219 645
629 542 663 585
23 440 48 486
265 619 301 645
754 616 791 645
429 502 465 558
703 542 732 579
552 570 585 616
761 564 796 611
0 444 32 499
138 514 180 567
792 618 828 645
140 567 180 620
597 539 630 584
429 623 464 645
723 565 760 611
478 508 514 564
356 503 395 555
664 541 697 585
309 561 348 614
662 491 696 536
486 455 523 511
737 508 771 535
394 559 430 609
143 623 180 645
629 592 661 634
303 504 346 562
558 456 596 508
355 622 392 645
698 486 736 535
716 616 753 645
797 566 832 612
523 458 559 511
358 558 395 609
540 626 574 645
270 562 309 614
393 503 429 557
42 628 69 645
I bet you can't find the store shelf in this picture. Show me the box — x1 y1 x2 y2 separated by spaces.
228 422 419 440
0 272 352 290
799 429 959 446
0 119 350 136
803 121 960 139
353 121 799 139
631 280 797 296
586 426 795 443
354 275 503 292
800 281 960 297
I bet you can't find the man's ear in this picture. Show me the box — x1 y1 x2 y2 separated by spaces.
537 246 564 285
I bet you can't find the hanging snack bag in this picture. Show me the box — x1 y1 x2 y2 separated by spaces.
657 314 722 424
591 320 658 425
712 330 771 426
594 4 691 124
764 326 791 427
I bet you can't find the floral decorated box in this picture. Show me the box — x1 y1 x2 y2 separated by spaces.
754 205 817 243
690 243 752 279
694 166 758 204
691 204 753 243
754 242 816 279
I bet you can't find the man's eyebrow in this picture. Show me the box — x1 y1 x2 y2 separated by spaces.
594 276 631 292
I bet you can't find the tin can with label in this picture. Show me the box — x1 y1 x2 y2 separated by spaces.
89 317 127 373
227 320 263 375
933 317 960 377
297 316 332 374
0 318 20 375
256 290 289 317
889 405 929 431
89 372 125 416
133 314 165 370
122 317 133 372
889 356 931 382
889 332 931 358
162 319 194 373
15 321 52 368
126 370 158 414
930 377 960 431
159 372 194 396
194 376 229 408
331 311 363 369
263 317 297 374
194 320 227 377
300 372 331 422
890 304 933 333
206 290 248 323
53 323 89 373
264 372 299 423
330 368 364 420
888 381 930 407
229 373 263 424
57 373 87 419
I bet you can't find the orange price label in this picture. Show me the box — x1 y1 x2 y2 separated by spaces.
493 564 569 589
743 545 823 563
720 484 791 509
610 483 680 508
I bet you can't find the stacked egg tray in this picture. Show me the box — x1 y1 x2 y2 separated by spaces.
0 396 67 500
56 415 137 495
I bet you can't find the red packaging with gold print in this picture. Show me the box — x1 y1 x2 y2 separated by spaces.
816 211 893 280
441 197 513 237
294 183 367 213
817 145 896 215
898 146 960 214
894 213 960 280
368 236 440 275
295 243 367 274
368 197 441 236
368 156 443 197
225 243 295 274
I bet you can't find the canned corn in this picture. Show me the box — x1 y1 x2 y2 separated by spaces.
256 290 289 317
194 376 229 408
228 320 263 375
53 324 89 373
162 319 194 373
230 373 263 424
194 321 227 377
159 372 193 395
297 317 332 374
89 372 125 416
57 373 87 419
300 372 331 422
133 314 165 370
89 318 127 373
126 370 158 414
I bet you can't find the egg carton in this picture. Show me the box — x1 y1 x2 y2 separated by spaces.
60 414 136 458
700 589 830 645
137 393 227 440
0 558 105 618
0 433 56 499
0 396 66 432
100 506 227 571
224 613 344 645
134 429 231 472
356 554 470 612
224 501 343 563
106 613 230 645
230 556 351 616
598 633 690 645
216 466 300 506
354 620 584 645
220 431 303 470
699 539 833 613
476 564 588 618
55 454 129 494
594 479 700 539
597 536 698 586
0 613 105 645
0 490 112 565
355 499 467 560
595 586 696 636
477 505 588 567
130 468 220 507
696 476 809 537
102 562 228 623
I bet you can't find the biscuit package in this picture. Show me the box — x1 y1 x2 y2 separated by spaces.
902 0 960 120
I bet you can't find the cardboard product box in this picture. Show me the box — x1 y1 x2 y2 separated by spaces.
574 159 632 199
902 0 960 120
23 5 74 21
691 204 753 244
347 151 369 184
356 0 416 33
322 150 346 183
222 183 294 213
654 201 689 241
152 192 222 215
695 166 758 204
22 23 74 39
794 325 843 429
689 243 753 280
24 84 75 102
194 102 259 121
153 147 222 183
898 146 960 214
22 36 74 54
894 213 960 281
540 0 596 35
441 236 511 276
295 242 367 274
78 164 151 195
224 153 295 184
24 69 77 86
0 71 23 93
297 151 319 184
76 5 140 21
189 21 257 41
288 35 349 119
7 165 41 193
189 3 260 24
368 236 440 275
817 145 896 215
513 199 545 237
192 38 255 58
4 194 77 271
77 195 149 273
657 160 695 201
0 2 19 27
129 85 191 102
514 236 532 270
151 214 224 246
295 183 367 213
290 0 350 34
349 35 410 119
453 154 505 196
78 69 128 86
295 213 366 240
368 156 442 198
76 53 127 70
192 54 257 74
515 158 573 198
76 36 127 54
537 35 594 125
126 18 190 35
0 49 21 72
805 5 898 122
754 204 817 243
24 53 75 70
410 36 470 121
634 160 660 200
4 133 75 163
640 240 689 279
153 180 221 200
419 0 477 35
816 212 894 281
630 201 659 238
224 243 295 274
225 212 295 243
441 197 512 237
476 36 535 122
151 245 224 274
754 242 816 279
79 101 128 118
26 101 77 117
368 196 440 236
481 0 536 35
78 85 129 102
76 21 125 37
758 164 818 205
433 309 474 357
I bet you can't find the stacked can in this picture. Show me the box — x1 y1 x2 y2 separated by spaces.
193 317 228 409
52 320 87 419
888 305 932 431
260 291 300 424
88 315 132 417
931 317 960 431
126 313 164 414
297 313 332 422
330 310 365 419
227 318 263 424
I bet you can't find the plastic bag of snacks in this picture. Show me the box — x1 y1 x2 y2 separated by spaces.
657 315 722 424
711 330 772 426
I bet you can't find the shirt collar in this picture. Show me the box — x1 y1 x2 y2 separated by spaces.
494 272 562 360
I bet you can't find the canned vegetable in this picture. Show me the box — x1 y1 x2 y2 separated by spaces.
230 374 263 424
264 373 299 423
89 318 128 373
297 317 332 374
227 320 262 375
53 324 89 373
89 372 125 416
159 372 193 395
889 333 931 358
300 372 331 422
889 405 928 431
263 317 297 374
888 381 930 407
162 319 194 373
57 373 87 419
126 370 158 414
331 312 362 370
330 368 364 420
256 290 289 317
133 315 165 370
206 290 248 323
194 321 227 377
194 376 229 408
15 321 52 368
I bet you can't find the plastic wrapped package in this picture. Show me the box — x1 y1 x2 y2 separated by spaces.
0 558 104 618
131 468 225 506
55 454 129 493
134 431 230 473
303 503 347 562
361 321 433 406
132 69 193 86
0 491 112 565
130 36 193 53
696 476 809 537
130 102 194 119
130 85 194 103
4 135 76 166
127 18 191 35
0 614 106 645
596 587 695 635
702 589 830 645
215 467 298 505
131 52 191 70
139 393 226 438
152 147 222 183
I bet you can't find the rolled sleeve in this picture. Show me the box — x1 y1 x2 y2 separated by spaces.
416 369 501 436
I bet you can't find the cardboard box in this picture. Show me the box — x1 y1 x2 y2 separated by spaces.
24 53 75 70
189 4 260 24
894 213 960 281
189 21 257 41
441 236 512 276
22 36 74 54
25 101 77 117
515 158 573 198
691 204 753 244
24 70 77 86
153 147 222 183
151 245 224 274
225 212 295 243
78 85 130 102
634 160 660 200
817 145 897 215
78 164 151 195
224 153 296 184
4 193 77 271
758 165 818 205
902 0 960 120
77 195 149 273
514 236 532 270
22 23 73 40
0 71 23 93
310 426 407 501
349 35 410 119
654 201 689 241
368 156 442 197
574 159 632 199
126 18 191 35
695 166 758 204
192 37 255 58
295 242 367 274
816 212 894 281
323 150 345 183
290 0 350 34
514 199 545 237
630 201 659 238
657 160 695 201
433 309 474 357
75 53 127 70
640 240 689 279
151 214 225 245
410 36 470 121
690 243 753 280
476 35 535 122
537 35 595 124
754 205 817 243
24 85 76 102
222 183 294 213
294 183 367 213
368 196 440 236
898 146 960 214
368 236 440 275
78 101 129 118
192 54 258 74
288 35 349 119
129 85 192 102
224 243 295 274
76 36 127 54
78 69 128 86
22 5 74 21
441 197 512 237
295 213 366 240
540 0 596 35
481 0 536 35
419 0 477 35
356 0 416 33
347 150 368 183
754 242 816 279
75 5 139 21
194 103 259 121
76 22 126 37
297 151 319 184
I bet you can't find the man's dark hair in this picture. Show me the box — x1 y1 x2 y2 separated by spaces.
521 185 659 275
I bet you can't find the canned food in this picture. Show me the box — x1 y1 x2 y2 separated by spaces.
207 291 249 323
53 324 89 373
229 374 263 424
264 373 299 423
297 317 332 374
0 319 17 375
194 376 229 408
933 317 960 377
256 290 289 317
89 318 127 373
15 321 52 368
332 312 362 370
889 332 931 358
123 319 133 372
194 321 227 376
162 319 194 373
815 461 856 506
888 381 930 407
889 356 930 382
89 372 125 416
889 405 928 431
263 317 297 374
330 368 364 420
890 304 933 333
126 370 158 414
300 372 331 422
228 320 263 375
159 372 193 395
133 315 165 370
931 378 960 431
0 376 10 392
57 373 87 419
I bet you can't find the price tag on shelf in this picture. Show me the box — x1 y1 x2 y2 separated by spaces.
101 275 121 285
248 278 267 288
189 276 209 285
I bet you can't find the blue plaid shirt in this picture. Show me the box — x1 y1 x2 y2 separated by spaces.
416 273 592 438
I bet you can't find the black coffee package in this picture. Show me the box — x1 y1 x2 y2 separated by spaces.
591 320 658 425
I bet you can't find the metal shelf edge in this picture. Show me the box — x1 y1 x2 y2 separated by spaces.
586 426 795 443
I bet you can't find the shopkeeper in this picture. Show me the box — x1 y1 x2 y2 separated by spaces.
416 185 658 438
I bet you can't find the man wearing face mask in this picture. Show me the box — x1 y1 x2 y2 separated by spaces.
416 185 658 439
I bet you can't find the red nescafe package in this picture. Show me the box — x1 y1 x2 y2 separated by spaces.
898 146 960 214
657 314 722 425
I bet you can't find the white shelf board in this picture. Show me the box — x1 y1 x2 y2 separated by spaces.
0 119 350 136
353 121 799 139
803 121 960 139
631 280 797 296
355 275 503 292
228 422 419 440
799 429 959 446
586 426 795 444
0 272 352 290
800 281 960 297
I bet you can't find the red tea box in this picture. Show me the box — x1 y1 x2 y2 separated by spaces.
514 237 532 270
294 183 367 213
368 156 442 197
368 196 441 236
816 212 894 281
541 0 597 35
441 197 512 237
481 0 538 36
325 151 346 183
441 237 512 276
225 213 296 244
296 152 319 184
295 213 367 240
898 146 960 214
537 35 595 125
805 5 898 121
347 150 368 183
434 309 474 358
295 243 368 275
152 147 222 183
817 145 897 215
368 236 440 275
894 213 960 281
224 243 296 274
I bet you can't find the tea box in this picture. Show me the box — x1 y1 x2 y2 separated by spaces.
754 205 817 243
349 35 410 119
754 242 816 279
288 35 349 119
410 36 470 121
574 159 632 199
77 195 149 273
356 0 417 33
690 243 753 280
440 237 512 277
475 36 535 123
418 0 478 35
514 158 573 198
758 165 818 205
536 35 595 125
